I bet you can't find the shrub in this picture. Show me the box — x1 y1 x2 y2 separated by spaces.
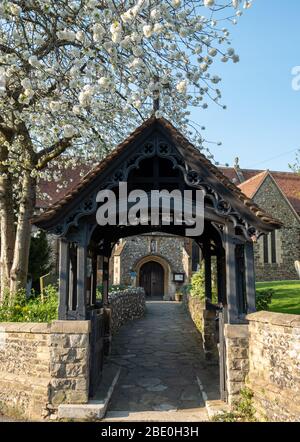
256 289 274 311
0 285 58 323
96 283 130 300
190 265 205 299
212 388 257 422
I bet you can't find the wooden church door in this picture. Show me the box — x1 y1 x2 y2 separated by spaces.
140 261 164 298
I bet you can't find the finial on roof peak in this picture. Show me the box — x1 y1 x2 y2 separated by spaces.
234 157 240 168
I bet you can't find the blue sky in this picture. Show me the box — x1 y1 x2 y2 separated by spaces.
192 0 300 171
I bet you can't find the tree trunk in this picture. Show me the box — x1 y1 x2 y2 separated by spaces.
9 171 36 294
0 173 16 300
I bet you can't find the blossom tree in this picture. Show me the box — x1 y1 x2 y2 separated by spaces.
0 0 250 297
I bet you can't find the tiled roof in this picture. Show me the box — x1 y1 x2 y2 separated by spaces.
221 167 300 214
238 171 269 198
33 117 282 229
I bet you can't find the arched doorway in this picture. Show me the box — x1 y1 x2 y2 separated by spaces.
140 261 164 298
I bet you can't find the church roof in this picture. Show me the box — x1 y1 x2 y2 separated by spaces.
238 171 269 198
221 167 300 214
33 116 282 231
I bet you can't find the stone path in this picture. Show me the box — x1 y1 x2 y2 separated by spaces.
104 301 219 422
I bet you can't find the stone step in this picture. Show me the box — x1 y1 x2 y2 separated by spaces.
57 365 121 421
103 409 209 422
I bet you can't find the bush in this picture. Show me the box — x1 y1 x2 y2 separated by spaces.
0 285 58 323
256 289 274 311
96 283 130 300
212 388 257 422
190 265 205 299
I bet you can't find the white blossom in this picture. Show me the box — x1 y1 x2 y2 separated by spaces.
63 125 77 138
98 77 110 91
176 80 188 94
204 0 215 7
143 25 153 39
0 0 245 212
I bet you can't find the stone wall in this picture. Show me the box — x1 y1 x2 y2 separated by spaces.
109 288 146 335
183 294 218 361
224 324 249 405
253 175 300 281
246 311 300 421
0 321 90 420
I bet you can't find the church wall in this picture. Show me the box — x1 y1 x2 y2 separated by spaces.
113 234 190 299
253 176 300 281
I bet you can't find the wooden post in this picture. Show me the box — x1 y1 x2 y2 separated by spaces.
102 253 110 307
203 239 212 305
58 238 69 320
77 241 87 319
91 252 98 306
217 251 226 304
204 251 212 301
245 241 256 313
224 224 239 324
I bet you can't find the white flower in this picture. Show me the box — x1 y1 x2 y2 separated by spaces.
93 23 105 42
132 99 141 109
132 46 143 57
56 29 76 42
150 9 160 20
172 0 181 8
28 55 40 68
120 36 132 49
121 11 133 24
208 48 217 57
130 58 143 69
24 88 34 98
153 23 163 34
49 101 60 112
110 22 122 43
143 25 153 39
21 78 31 89
204 0 215 7
194 45 202 54
98 76 110 90
72 105 81 115
78 85 93 107
211 75 221 84
9 3 21 16
232 0 240 8
176 80 187 94
244 1 252 8
76 31 85 42
63 124 77 138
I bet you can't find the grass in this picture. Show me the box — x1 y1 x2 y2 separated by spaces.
256 280 300 315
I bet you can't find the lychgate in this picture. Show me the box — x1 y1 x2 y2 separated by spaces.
33 116 282 401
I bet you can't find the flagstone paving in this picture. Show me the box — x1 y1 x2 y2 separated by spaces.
104 301 219 421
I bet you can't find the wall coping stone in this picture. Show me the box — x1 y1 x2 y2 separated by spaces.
224 324 249 339
0 320 91 334
246 311 300 328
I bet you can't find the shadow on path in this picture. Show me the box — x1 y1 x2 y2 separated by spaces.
105 301 219 421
